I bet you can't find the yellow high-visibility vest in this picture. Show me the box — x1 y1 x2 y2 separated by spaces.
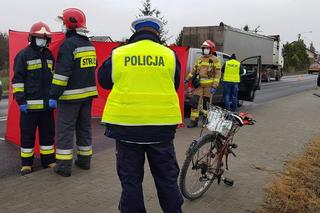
224 59 241 83
101 40 182 125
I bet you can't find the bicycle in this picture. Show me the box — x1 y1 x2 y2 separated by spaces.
179 105 255 200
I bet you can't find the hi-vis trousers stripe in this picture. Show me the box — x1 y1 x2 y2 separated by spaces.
59 86 98 100
21 148 34 158
12 83 24 93
77 146 93 156
40 145 55 155
56 149 73 160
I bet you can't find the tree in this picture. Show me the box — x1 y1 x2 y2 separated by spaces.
175 29 183 46
0 32 9 71
137 0 169 43
283 40 310 73
309 42 316 53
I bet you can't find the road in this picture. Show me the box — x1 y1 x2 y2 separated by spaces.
254 74 318 104
0 74 318 179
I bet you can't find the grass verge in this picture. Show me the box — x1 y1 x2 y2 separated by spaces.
256 138 320 213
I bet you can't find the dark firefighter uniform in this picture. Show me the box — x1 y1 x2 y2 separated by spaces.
50 30 97 176
12 44 55 168
98 26 184 212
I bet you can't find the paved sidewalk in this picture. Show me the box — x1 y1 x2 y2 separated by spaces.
0 89 320 213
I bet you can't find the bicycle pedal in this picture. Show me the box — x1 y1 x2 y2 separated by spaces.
222 177 234 186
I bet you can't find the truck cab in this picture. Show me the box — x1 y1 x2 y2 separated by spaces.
184 48 261 113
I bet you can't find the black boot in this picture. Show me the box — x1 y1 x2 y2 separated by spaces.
54 162 71 177
75 156 91 170
187 120 198 128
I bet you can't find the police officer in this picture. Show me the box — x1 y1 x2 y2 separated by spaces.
185 40 221 128
12 22 56 175
98 16 183 213
222 53 244 112
50 8 97 177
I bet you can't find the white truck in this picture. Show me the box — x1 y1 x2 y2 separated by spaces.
182 23 284 82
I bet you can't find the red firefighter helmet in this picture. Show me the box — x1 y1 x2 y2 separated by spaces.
29 22 51 39
58 8 87 30
201 40 216 53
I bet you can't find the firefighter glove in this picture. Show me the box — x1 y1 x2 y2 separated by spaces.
210 88 217 94
19 104 28 113
49 99 57 109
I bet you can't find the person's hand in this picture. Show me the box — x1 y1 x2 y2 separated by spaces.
19 104 28 113
49 99 57 109
184 79 188 84
210 87 217 94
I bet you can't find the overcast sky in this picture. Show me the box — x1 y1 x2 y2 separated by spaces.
0 0 319 49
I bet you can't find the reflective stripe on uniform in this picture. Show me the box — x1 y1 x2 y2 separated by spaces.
12 83 25 93
26 59 42 70
59 86 98 100
190 111 199 118
73 46 96 59
47 60 53 70
214 61 221 69
52 74 69 86
27 100 44 110
56 149 73 160
40 145 55 155
213 78 220 83
77 146 93 156
21 148 34 158
200 78 214 84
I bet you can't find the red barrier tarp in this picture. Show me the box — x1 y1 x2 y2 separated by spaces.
6 31 189 151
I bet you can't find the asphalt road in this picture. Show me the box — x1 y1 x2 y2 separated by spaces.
254 74 318 104
0 74 318 179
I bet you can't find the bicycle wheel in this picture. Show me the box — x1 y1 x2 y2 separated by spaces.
179 133 222 200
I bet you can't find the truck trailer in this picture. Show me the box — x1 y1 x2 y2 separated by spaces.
181 23 283 82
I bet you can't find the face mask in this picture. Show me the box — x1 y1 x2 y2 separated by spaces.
35 38 47 47
61 24 67 34
202 48 211 55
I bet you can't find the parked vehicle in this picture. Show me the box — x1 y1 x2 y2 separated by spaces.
184 48 261 116
308 62 320 74
181 24 283 82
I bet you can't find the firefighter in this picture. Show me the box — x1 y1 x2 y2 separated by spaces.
222 53 244 112
98 16 183 213
185 40 221 128
50 8 97 177
12 22 56 175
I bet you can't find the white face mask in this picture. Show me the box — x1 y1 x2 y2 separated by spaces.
35 38 47 47
203 48 211 55
61 24 67 34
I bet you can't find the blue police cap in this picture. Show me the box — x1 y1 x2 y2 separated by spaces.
131 16 163 32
